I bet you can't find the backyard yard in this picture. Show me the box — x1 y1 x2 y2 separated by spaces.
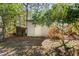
0 3 79 56
0 36 79 56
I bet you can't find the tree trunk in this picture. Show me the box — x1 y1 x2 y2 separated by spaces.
23 3 28 36
1 17 5 41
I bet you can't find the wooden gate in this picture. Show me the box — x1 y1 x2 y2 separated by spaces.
16 26 26 36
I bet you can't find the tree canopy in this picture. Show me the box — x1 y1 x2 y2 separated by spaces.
0 4 25 37
32 4 79 26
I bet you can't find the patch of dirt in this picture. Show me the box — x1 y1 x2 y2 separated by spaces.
0 36 79 56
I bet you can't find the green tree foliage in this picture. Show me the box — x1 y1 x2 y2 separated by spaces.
32 3 79 26
0 3 25 37
32 4 70 26
51 4 70 22
31 3 53 26
0 3 24 16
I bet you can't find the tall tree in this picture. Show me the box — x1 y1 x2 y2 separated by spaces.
0 3 25 40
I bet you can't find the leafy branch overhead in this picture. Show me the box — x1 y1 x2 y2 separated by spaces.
0 4 25 35
32 4 79 26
